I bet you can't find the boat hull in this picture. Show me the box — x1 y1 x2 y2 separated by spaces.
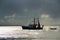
22 26 43 30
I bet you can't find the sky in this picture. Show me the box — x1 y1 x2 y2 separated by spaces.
0 0 60 26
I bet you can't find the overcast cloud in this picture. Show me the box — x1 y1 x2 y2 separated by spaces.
0 0 60 25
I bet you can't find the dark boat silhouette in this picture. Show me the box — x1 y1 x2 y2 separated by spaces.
50 27 57 30
22 18 44 30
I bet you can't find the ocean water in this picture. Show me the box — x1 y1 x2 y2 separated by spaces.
0 26 60 40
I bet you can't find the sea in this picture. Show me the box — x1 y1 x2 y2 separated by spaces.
0 26 60 40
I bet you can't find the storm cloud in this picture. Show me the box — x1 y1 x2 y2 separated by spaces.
0 0 60 25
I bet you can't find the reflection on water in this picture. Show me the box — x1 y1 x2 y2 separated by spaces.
0 38 60 40
0 26 60 40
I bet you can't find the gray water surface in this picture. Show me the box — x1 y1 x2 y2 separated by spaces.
0 26 60 40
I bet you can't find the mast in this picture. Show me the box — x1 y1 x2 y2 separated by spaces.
37 18 41 28
34 17 35 25
33 17 36 28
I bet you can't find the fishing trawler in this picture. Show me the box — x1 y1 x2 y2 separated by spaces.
22 18 44 30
